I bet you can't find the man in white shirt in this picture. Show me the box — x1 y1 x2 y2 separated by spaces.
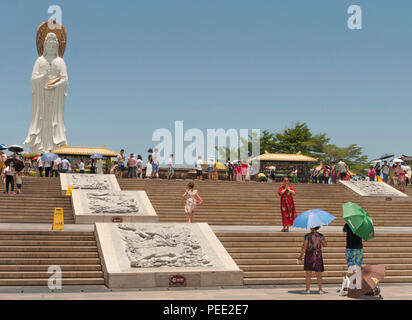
151 148 159 179
117 149 125 178
37 156 44 177
208 157 215 180
43 160 52 177
196 156 203 180
269 165 276 181
79 160 85 173
167 154 174 180
61 157 70 173
337 159 348 180
381 161 390 183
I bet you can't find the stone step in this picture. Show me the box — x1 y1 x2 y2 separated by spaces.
0 278 105 286
226 247 412 253
240 264 412 272
0 252 99 258
243 269 412 278
0 235 95 241
0 231 93 235
0 246 98 252
231 252 412 259
0 271 104 279
243 276 412 285
0 265 102 271
0 257 101 265
0 229 105 286
0 241 97 246
233 257 412 265
222 241 412 247
0 218 74 222
218 236 412 241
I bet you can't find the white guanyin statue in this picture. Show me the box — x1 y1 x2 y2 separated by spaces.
24 32 68 154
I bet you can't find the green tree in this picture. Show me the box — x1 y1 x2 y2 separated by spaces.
260 130 277 154
260 122 329 156
259 122 369 175
321 144 369 175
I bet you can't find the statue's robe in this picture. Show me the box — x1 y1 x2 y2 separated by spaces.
25 55 68 154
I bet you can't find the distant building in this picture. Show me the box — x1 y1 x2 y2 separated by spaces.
250 151 318 182
50 145 119 173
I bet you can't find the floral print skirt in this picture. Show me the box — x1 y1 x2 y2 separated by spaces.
304 249 324 272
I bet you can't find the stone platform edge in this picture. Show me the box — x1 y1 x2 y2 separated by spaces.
71 190 158 224
59 173 121 195
95 222 243 288
339 180 408 199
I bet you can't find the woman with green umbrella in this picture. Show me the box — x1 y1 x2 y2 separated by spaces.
339 202 374 296
343 223 363 270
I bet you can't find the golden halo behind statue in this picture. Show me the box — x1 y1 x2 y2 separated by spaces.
36 20 67 58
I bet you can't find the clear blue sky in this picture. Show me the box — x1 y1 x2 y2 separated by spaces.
0 0 411 162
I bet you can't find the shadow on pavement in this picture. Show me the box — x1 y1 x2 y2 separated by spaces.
288 290 328 295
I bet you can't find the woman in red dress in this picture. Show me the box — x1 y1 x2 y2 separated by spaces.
278 177 296 232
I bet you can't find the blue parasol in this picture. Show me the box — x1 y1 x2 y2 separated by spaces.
90 153 103 159
41 152 58 162
293 209 336 230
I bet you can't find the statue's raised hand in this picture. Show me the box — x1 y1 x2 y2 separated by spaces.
45 84 57 90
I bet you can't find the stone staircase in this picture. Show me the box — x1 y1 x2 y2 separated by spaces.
0 177 101 286
0 230 104 286
118 179 412 226
0 176 410 287
0 177 74 224
217 231 412 285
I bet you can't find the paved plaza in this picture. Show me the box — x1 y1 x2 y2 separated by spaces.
0 283 410 300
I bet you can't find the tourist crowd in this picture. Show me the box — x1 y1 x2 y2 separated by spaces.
366 161 411 191
113 148 252 182
309 159 350 184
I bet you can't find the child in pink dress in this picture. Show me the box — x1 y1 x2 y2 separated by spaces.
236 164 242 181
241 162 249 182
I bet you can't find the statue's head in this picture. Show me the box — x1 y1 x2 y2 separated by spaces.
43 33 59 57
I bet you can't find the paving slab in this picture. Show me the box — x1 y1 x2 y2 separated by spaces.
0 283 409 300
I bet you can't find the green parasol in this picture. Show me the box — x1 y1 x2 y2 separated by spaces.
342 202 375 241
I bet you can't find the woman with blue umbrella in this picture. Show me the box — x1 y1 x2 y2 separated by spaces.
295 209 335 295
40 153 58 177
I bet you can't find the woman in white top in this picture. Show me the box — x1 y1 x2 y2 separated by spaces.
2 161 16 194
181 182 203 223
145 155 153 178
136 155 143 179
79 160 85 174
